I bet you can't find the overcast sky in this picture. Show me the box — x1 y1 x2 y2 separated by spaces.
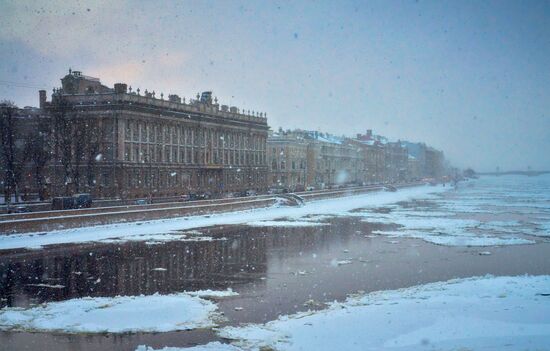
1 0 549 171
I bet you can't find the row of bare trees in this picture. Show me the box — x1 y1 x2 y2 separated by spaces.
1 97 103 204
0 101 23 205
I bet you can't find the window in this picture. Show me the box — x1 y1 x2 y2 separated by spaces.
125 122 132 141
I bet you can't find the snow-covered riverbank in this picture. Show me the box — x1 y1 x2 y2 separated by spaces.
0 185 446 250
3 175 549 251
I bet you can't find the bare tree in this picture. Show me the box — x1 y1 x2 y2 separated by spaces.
0 101 24 205
49 97 104 197
84 119 103 191
24 113 51 200
72 119 86 193
51 96 75 196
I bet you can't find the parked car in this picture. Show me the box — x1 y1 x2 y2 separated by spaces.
52 196 75 210
73 193 93 208
188 192 211 201
135 199 148 205
246 189 257 196
188 193 200 201
7 205 30 214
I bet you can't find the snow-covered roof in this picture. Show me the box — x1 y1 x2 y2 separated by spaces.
314 134 343 145
355 135 387 146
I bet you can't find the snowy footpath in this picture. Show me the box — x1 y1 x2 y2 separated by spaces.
137 275 550 351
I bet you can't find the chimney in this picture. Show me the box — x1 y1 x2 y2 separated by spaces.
168 94 181 103
114 83 128 94
200 91 213 105
367 129 372 139
39 90 47 109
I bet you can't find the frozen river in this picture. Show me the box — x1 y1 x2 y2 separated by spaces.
0 175 549 350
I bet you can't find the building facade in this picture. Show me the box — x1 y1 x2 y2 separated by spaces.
32 70 269 199
4 71 451 203
350 130 387 184
267 130 363 190
267 131 308 191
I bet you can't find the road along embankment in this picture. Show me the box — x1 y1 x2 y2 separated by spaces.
0 183 423 235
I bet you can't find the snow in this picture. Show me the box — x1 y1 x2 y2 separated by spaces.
331 259 353 266
357 175 550 247
2 175 547 250
136 342 240 351
219 275 550 351
374 230 534 246
186 288 238 298
362 212 535 246
25 283 65 289
535 221 550 237
0 185 446 250
99 233 218 245
0 291 230 333
246 220 329 227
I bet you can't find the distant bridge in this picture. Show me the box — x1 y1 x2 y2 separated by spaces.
478 170 550 177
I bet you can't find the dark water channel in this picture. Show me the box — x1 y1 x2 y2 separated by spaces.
1 213 549 351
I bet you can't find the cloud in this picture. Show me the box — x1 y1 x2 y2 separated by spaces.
0 1 132 59
84 51 190 95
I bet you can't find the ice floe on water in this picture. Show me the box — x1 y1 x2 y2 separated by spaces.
356 175 550 246
136 342 240 351
218 275 550 351
330 259 353 266
0 289 235 333
186 288 239 299
372 229 534 247
99 232 218 245
246 220 329 227
362 213 536 246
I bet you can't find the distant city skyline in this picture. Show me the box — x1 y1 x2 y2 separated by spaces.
1 0 549 172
